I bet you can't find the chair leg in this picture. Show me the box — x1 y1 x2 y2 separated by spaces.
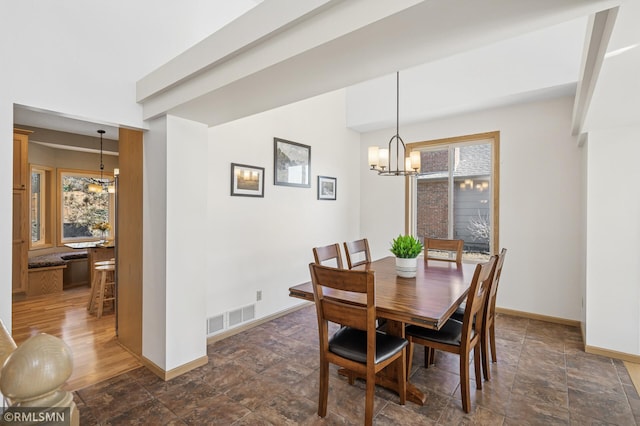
364 369 375 426
474 345 482 390
347 371 356 385
423 346 429 368
481 327 491 381
489 321 497 363
406 341 414 380
460 351 471 413
318 360 329 418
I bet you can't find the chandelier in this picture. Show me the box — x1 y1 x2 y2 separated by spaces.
368 71 421 176
88 129 117 193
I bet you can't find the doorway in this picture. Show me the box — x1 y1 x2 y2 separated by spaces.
11 107 143 389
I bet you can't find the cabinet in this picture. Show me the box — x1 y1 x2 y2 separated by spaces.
12 129 31 294
13 130 28 190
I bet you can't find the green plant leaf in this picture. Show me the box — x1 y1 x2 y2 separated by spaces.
389 234 423 258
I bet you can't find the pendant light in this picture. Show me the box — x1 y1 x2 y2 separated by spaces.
368 71 421 176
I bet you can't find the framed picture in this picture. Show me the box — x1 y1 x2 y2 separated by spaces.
318 176 337 200
230 163 265 197
274 137 311 187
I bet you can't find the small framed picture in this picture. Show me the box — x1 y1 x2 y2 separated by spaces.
317 176 337 200
274 137 311 187
230 163 265 197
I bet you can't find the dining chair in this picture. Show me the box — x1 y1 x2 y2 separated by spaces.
424 238 464 263
309 263 408 425
480 248 507 379
451 248 506 380
405 255 497 413
312 243 344 269
343 238 371 269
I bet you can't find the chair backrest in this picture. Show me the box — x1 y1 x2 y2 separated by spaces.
460 256 497 344
484 248 507 325
309 263 377 361
313 243 344 269
425 238 464 263
343 238 371 269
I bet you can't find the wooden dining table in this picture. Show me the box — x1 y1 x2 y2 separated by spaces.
288 256 478 405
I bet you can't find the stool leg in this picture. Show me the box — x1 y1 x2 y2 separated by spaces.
97 271 107 319
87 269 100 313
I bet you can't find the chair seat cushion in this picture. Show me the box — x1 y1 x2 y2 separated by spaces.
28 254 67 269
406 319 468 346
450 305 465 322
329 327 408 364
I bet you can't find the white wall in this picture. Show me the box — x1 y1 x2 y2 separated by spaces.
360 96 584 320
206 89 361 322
586 125 640 355
0 0 261 331
142 117 168 369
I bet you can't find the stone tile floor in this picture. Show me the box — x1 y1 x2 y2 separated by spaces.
74 305 640 425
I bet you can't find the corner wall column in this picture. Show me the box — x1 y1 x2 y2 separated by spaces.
143 115 208 376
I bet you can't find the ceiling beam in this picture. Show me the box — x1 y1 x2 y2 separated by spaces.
572 7 619 137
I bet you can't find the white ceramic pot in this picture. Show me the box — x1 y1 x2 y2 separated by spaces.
395 257 417 278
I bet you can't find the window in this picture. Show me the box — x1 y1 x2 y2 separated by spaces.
59 169 114 243
30 165 53 248
407 132 499 261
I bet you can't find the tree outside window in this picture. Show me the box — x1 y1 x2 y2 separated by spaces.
61 173 113 241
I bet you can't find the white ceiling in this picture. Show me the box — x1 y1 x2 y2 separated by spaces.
346 17 588 132
14 0 633 141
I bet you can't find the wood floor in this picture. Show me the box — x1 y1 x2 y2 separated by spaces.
11 286 141 391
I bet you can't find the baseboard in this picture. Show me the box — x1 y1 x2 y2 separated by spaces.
585 345 640 364
206 302 311 345
119 304 311 382
141 355 208 381
624 361 640 395
495 307 640 366
495 307 581 327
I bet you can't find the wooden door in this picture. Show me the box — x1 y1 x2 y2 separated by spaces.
116 128 143 355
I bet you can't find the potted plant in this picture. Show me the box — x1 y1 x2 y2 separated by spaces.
390 234 423 278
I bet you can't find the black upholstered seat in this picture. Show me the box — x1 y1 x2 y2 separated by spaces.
406 319 471 346
329 327 408 364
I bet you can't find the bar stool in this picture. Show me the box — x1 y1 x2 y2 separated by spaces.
86 260 114 311
87 263 116 318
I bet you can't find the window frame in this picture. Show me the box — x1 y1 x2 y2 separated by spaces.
29 164 54 249
57 168 115 245
405 131 500 258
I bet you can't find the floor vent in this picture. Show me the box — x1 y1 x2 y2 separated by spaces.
207 304 256 336
207 314 224 335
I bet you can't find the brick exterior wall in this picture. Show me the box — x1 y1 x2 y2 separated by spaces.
416 179 448 241
422 150 447 173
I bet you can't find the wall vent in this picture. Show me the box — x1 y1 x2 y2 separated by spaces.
207 304 256 336
228 308 243 327
242 304 255 321
206 314 224 335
